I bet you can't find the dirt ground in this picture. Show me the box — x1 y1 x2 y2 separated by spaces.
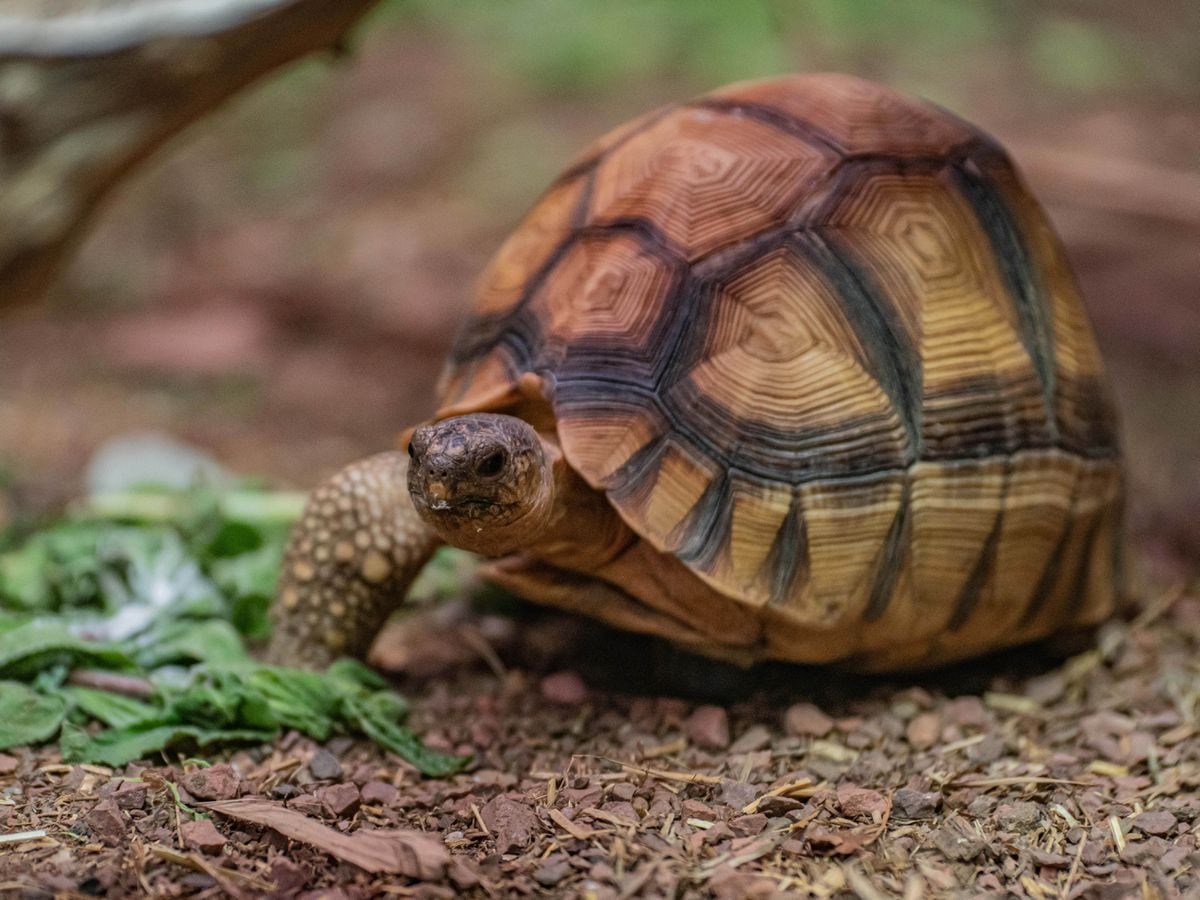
3 588 1199 898
2 7 1199 899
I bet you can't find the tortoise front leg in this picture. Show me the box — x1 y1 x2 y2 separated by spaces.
265 452 440 669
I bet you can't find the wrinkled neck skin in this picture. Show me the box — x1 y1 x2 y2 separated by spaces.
408 414 631 568
528 442 634 570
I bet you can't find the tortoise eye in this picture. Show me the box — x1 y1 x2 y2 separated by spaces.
475 448 508 478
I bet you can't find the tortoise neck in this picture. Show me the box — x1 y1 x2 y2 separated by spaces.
529 445 637 571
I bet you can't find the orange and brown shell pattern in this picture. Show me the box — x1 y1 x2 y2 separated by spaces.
436 74 1123 667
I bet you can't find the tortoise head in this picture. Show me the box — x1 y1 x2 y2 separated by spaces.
407 413 556 556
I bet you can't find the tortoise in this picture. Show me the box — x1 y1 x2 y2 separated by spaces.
266 73 1124 673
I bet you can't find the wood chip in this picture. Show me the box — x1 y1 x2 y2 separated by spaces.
947 776 1090 789
581 806 638 829
1088 760 1130 778
148 844 272 897
1108 815 1126 853
742 777 819 815
639 737 687 760
470 802 489 836
594 757 723 786
548 808 599 841
984 692 1043 716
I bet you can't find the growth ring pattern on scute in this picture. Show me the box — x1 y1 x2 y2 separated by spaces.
440 74 1122 667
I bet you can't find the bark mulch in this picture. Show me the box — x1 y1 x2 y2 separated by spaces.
1 586 1197 899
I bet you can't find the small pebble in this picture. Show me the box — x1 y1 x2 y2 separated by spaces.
533 856 571 887
540 671 588 705
966 795 997 819
730 813 769 836
836 785 887 818
113 781 147 811
905 712 941 750
481 796 538 854
784 703 833 737
270 858 308 894
317 783 361 819
718 779 757 809
180 818 226 856
181 764 240 801
995 801 1041 832
288 793 325 818
893 788 941 819
83 799 126 848
945 696 988 728
309 749 343 781
1133 810 1177 836
932 823 984 862
729 724 772 754
686 705 730 749
360 780 398 806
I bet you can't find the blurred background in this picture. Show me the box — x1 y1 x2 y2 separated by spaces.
1 0 1197 581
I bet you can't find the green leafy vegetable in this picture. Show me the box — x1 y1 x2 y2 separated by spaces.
0 681 67 749
63 686 159 729
60 721 275 768
344 693 467 778
0 622 134 679
0 485 470 776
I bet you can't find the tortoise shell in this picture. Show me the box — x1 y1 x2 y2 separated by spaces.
435 74 1123 669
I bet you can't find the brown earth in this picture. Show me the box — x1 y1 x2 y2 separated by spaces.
2 590 1199 898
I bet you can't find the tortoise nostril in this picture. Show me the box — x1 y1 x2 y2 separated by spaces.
475 448 508 478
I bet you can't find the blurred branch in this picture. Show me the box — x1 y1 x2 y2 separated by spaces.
0 0 383 308
1014 143 1200 230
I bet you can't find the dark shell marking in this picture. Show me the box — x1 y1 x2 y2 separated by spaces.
438 74 1122 667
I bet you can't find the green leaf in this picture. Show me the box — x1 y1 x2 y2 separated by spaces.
60 721 272 768
326 658 390 694
211 542 282 595
0 540 53 610
134 619 248 669
101 530 225 618
63 687 160 729
203 520 264 560
166 682 243 729
0 621 134 679
0 681 67 749
229 593 272 641
344 693 469 777
238 665 339 738
0 483 465 775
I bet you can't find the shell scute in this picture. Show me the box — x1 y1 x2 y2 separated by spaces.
472 174 588 318
705 73 978 158
588 106 831 260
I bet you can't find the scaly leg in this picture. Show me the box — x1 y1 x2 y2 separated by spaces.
265 452 440 669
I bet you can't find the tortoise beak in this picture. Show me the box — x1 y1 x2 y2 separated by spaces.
424 480 450 505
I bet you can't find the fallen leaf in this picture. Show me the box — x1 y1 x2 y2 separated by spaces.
204 798 447 879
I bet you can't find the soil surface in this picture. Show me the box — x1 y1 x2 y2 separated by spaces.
3 587 1198 898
